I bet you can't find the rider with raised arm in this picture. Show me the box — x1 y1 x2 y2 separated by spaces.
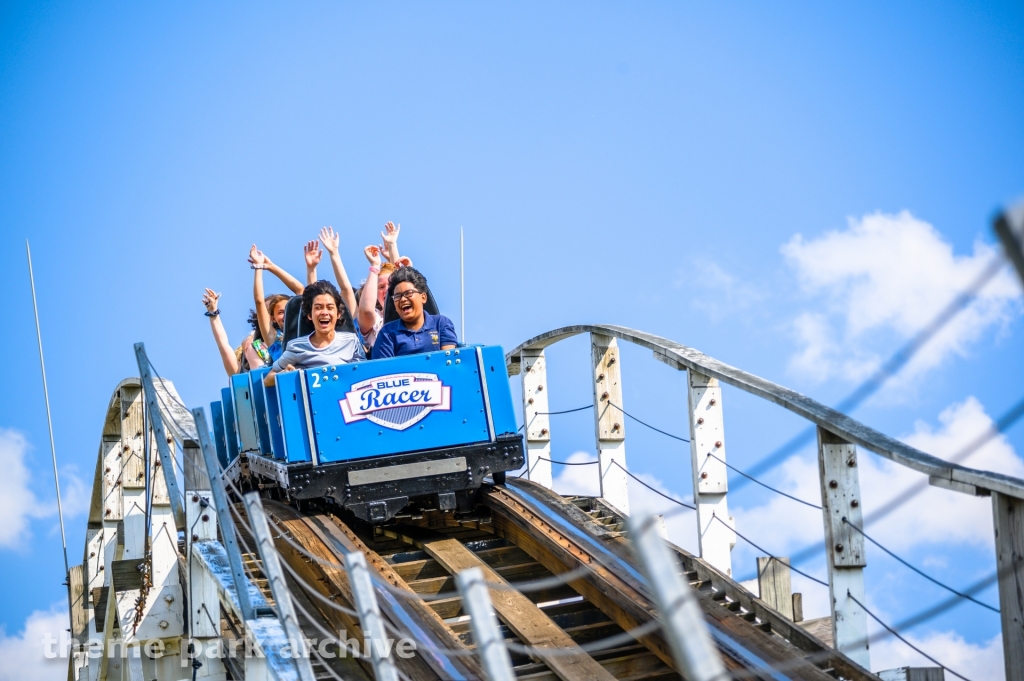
263 280 365 387
249 241 321 362
372 267 458 359
317 226 359 321
359 221 408 350
201 289 265 376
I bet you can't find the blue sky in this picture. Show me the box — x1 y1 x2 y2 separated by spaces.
2 2 1023 677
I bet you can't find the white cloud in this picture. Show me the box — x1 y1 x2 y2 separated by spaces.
783 211 1021 383
734 397 1021 559
871 629 1003 680
683 260 765 322
0 605 72 681
868 396 1024 551
0 428 87 550
0 429 47 548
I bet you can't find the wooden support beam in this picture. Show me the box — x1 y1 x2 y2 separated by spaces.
422 536 618 681
69 564 88 648
269 502 483 681
993 491 1024 681
687 371 734 576
756 556 793 620
495 480 852 680
817 427 869 670
521 349 553 488
592 334 629 514
482 487 678 670
120 389 146 561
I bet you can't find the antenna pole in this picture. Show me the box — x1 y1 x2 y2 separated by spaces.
460 226 465 342
26 240 70 579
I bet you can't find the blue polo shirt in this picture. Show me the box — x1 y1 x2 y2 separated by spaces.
372 312 458 359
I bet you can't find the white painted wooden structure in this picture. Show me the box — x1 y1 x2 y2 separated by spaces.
817 427 869 668
506 323 1024 677
592 334 630 515
687 370 734 576
68 346 307 681
520 348 553 488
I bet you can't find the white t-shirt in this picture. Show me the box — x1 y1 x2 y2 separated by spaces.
272 332 365 371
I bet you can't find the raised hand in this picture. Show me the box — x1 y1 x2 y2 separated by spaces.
363 244 382 266
381 221 400 247
396 255 413 268
248 244 268 270
377 243 391 263
304 240 323 268
319 226 340 254
202 288 221 313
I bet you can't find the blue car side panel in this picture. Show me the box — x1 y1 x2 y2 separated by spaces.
275 371 313 463
248 368 273 455
230 373 259 453
305 348 491 464
480 345 518 436
210 400 229 469
264 381 287 460
221 387 240 462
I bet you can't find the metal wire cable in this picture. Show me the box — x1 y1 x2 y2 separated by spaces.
716 515 827 587
841 518 999 613
537 456 599 466
608 402 690 443
779 391 1024 572
219 469 676 665
847 591 974 681
733 254 1009 490
538 405 593 415
233 495 671 664
224 501 409 677
221 472 604 605
705 452 821 510
610 460 696 510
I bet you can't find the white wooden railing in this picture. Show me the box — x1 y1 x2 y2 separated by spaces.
506 324 1024 675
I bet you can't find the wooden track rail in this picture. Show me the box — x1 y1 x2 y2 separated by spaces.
245 480 881 681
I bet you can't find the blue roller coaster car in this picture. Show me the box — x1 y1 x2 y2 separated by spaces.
208 345 524 523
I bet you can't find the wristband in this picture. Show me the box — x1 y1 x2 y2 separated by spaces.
204 309 220 317
369 266 380 275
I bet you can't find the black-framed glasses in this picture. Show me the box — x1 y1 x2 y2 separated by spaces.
392 289 421 302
